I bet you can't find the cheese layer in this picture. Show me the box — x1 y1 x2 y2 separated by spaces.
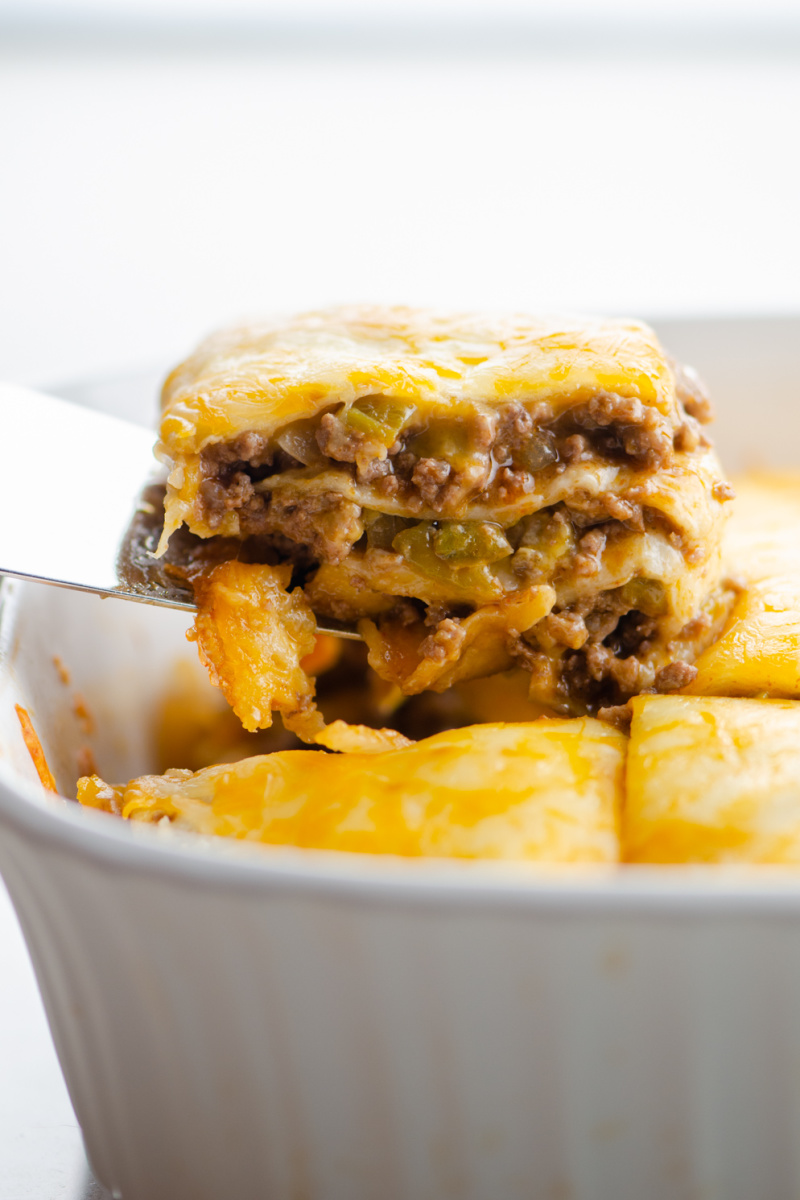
159 306 680 455
78 720 625 862
625 695 800 864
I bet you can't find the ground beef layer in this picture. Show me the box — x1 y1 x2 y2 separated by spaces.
195 374 712 533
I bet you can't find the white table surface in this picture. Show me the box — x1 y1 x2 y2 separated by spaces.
0 29 798 1197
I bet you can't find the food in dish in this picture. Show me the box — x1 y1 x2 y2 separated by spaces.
78 721 625 861
155 307 736 729
60 314 800 864
15 705 57 793
625 695 800 864
188 558 413 749
687 472 800 698
77 684 800 865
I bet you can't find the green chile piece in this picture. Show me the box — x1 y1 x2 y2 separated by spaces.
407 422 471 466
364 511 414 551
344 396 415 446
514 429 559 472
392 523 500 597
432 521 512 565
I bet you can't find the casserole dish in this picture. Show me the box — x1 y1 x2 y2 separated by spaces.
1 315 799 1200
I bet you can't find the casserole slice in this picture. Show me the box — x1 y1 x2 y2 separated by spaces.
156 307 736 719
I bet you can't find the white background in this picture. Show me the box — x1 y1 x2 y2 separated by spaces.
1 1 799 387
0 3 799 1194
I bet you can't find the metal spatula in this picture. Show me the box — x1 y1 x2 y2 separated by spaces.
0 381 359 638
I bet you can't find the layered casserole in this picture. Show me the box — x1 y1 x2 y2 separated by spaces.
55 309 800 863
154 307 736 734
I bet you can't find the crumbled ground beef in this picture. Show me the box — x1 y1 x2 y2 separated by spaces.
508 583 709 712
226 490 363 563
559 643 640 705
712 480 736 502
603 494 645 527
558 392 673 468
315 413 370 463
566 493 644 531
185 371 722 716
584 642 614 682
608 654 641 693
509 639 560 693
196 373 701 525
316 413 394 488
574 528 607 577
536 610 589 651
674 611 711 642
494 465 534 503
231 431 271 463
493 403 533 462
357 456 394 486
392 598 424 627
419 617 467 664
199 471 255 522
617 418 672 466
579 590 631 642
236 493 269 536
561 433 590 464
424 603 451 627
471 411 497 450
496 403 559 474
316 411 497 514
654 661 698 692
509 586 693 712
611 610 657 656
585 643 642 691
587 391 645 426
374 473 400 498
558 648 592 697
412 457 451 506
597 704 633 732
673 419 702 454
673 361 715 424
203 431 272 469
269 492 362 564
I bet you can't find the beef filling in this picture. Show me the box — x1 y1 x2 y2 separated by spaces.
507 579 733 714
196 376 706 526
249 490 363 564
509 593 658 711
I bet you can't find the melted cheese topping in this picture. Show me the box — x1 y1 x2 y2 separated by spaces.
78 720 626 862
688 472 800 698
159 306 679 455
625 695 800 864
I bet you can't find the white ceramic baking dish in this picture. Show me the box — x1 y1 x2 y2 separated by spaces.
1 316 799 1200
